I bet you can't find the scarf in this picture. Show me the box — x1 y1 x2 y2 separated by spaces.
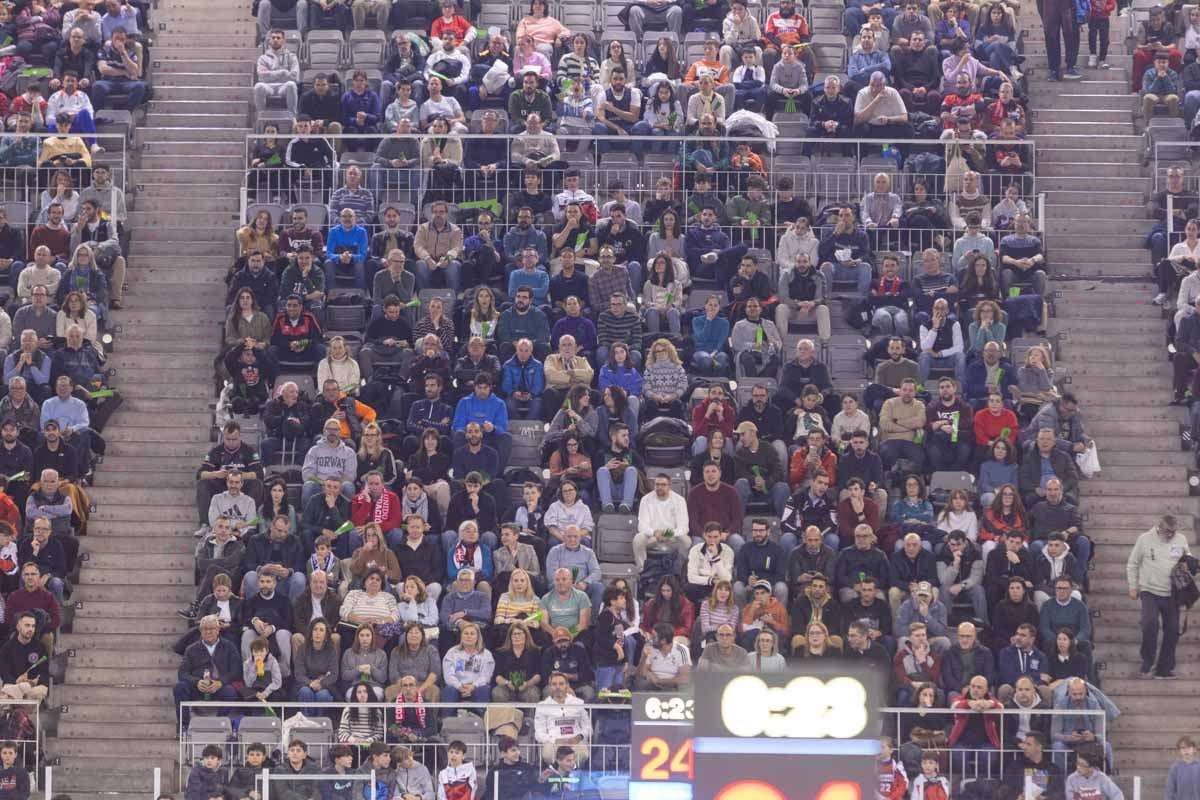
369 491 393 525
394 694 427 728
452 540 481 570
875 275 902 296
310 552 336 574
402 492 429 523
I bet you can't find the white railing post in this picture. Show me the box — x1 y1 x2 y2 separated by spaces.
261 768 270 800
1134 775 1142 800
153 766 162 799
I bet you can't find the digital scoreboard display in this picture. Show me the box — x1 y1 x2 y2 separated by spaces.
632 664 883 800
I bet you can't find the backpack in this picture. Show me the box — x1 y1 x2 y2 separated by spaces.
637 417 690 466
638 549 678 598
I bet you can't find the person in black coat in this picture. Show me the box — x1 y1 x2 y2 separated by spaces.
984 530 1036 609
239 571 296 675
392 513 446 600
173 616 241 728
888 532 939 610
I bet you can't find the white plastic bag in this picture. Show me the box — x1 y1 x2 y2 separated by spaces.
1076 443 1101 478
482 60 509 94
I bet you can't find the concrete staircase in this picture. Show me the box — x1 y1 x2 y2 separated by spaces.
1025 11 1200 793
41 1 250 796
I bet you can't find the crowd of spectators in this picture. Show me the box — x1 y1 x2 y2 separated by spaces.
163 0 1136 795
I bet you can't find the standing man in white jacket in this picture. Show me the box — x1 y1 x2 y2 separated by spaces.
1127 514 1191 679
534 672 591 765
633 473 690 570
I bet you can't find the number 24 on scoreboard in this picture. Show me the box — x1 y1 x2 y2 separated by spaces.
639 736 694 781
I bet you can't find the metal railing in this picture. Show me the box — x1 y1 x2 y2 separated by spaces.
179 699 631 789
240 133 1040 252
878 704 1108 784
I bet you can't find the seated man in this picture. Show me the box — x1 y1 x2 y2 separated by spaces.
686 521 735 604
965 344 1019 409
239 570 295 676
878 378 927 470
534 671 593 764
497 287 552 362
40 375 91 469
539 568 592 640
1018 428 1080 511
998 211 1047 299
413 200 463 293
499 338 545 421
351 470 402 548
46 75 100 153
451 373 512 470
733 421 790 517
807 76 854 146
173 615 240 729
91 26 146 110
893 30 943 114
545 526 603 610
439 567 491 642
925 375 973 470
918 298 966 385
1029 477 1091 567
241 515 307 600
206 472 257 537
253 28 300 114
996 622 1052 704
269 294 325 366
24 468 73 540
731 297 783 380
634 466 689 568
852 71 913 140
0 611 49 703
1052 678 1114 769
18 517 67 602
324 207 370 291
299 418 357 507
595 289 642 367
949 675 1003 776
6 562 61 645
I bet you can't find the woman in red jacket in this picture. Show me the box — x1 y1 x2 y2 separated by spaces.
979 483 1028 560
640 575 696 651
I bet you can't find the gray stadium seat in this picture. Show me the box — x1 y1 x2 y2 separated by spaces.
595 512 637 563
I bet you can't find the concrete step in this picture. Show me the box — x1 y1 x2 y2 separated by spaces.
89 486 198 505
1037 146 1141 164
84 552 193 570
73 583 194 603
131 168 244 185
154 57 256 74
1047 202 1148 220
79 535 196 554
133 182 246 200
1049 232 1146 248
150 46 256 62
1038 175 1148 192
150 99 251 116
50 767 166 793
1029 77 1131 96
1039 162 1146 179
1033 108 1137 126
1084 419 1177 437
1083 404 1185 422
1044 189 1146 206
79 567 190 586
60 665 179 686
136 126 251 144
145 112 249 128
128 209 240 227
1055 297 1160 316
46 736 179 759
1029 92 1139 110
70 616 189 636
105 397 216 415
129 267 228 287
91 468 200 491
140 136 246 155
151 85 258 104
1034 134 1143 150
138 154 246 172
89 502 201 522
154 30 257 45
65 648 180 669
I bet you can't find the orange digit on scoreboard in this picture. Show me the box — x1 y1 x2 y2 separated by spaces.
638 737 694 781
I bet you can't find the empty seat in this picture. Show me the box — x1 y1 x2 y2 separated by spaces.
441 714 487 765
325 301 368 333
509 420 547 468
348 29 385 67
595 512 637 563
185 717 233 764
237 716 282 758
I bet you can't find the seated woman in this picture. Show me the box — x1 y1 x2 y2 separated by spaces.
642 338 688 418
339 623 389 700
544 479 594 546
900 178 950 253
966 300 1006 360
972 2 1020 77
337 682 386 744
516 0 571 59
546 433 594 503
491 621 543 702
792 620 842 659
440 621 494 707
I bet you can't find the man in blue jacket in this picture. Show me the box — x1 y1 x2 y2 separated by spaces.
964 341 1018 408
500 338 546 421
324 207 370 290
996 622 1052 705
452 372 512 468
685 205 748 289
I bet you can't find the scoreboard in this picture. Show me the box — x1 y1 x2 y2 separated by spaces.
629 693 695 800
631 664 883 800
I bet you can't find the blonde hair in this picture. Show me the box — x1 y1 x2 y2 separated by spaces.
648 338 682 366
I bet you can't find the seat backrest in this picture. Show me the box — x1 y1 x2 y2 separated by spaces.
509 419 547 467
326 302 368 333
687 288 727 310
595 512 637 563
245 202 287 227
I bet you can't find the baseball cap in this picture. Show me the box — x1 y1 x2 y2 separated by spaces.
915 581 933 597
